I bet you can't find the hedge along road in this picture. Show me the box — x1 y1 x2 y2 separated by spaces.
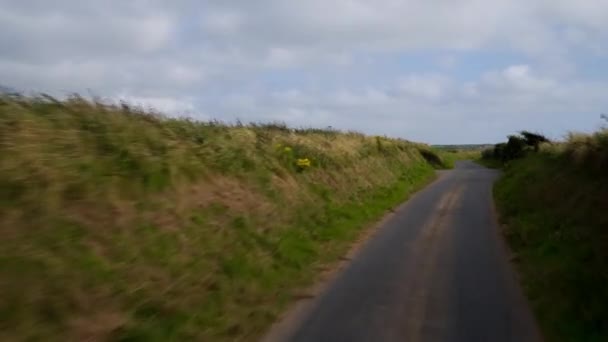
263 161 541 342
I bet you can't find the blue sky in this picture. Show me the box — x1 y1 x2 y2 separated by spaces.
1 0 608 143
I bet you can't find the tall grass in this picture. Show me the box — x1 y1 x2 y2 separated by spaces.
562 130 608 174
494 128 608 342
0 94 445 341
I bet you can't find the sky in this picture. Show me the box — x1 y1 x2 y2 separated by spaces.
1 1 608 144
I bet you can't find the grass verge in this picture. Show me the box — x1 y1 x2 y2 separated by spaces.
0 94 445 341
475 157 503 169
435 149 483 168
494 150 608 342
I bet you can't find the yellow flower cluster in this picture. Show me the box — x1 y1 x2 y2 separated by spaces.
296 158 311 168
277 144 311 171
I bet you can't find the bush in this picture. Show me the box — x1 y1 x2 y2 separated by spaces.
520 131 550 152
481 147 494 160
495 134 608 341
483 131 549 164
504 135 527 161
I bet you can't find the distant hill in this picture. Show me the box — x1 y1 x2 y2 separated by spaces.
0 85 17 94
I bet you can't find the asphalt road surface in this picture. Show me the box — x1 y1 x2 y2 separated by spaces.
268 161 541 342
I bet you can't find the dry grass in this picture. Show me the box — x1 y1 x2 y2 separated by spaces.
0 94 446 341
562 129 608 172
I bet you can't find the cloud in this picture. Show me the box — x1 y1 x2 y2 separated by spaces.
210 65 608 143
116 94 196 116
0 4 173 63
481 65 556 92
397 74 451 101
1 0 608 143
436 55 458 69
201 10 243 34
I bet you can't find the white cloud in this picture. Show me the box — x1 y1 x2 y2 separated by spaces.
1 0 608 143
117 94 196 115
398 75 451 101
332 88 390 107
201 11 242 34
0 4 174 62
134 15 173 51
481 65 556 92
265 47 298 68
436 55 458 69
167 65 204 85
208 64 608 142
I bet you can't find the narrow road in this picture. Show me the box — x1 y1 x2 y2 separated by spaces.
267 161 541 342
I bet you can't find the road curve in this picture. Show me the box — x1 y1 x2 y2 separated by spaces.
266 161 541 342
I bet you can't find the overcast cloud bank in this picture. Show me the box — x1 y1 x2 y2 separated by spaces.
2 0 608 143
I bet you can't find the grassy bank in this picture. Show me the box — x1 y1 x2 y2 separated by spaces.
475 156 503 169
494 129 608 342
0 95 446 341
433 148 483 168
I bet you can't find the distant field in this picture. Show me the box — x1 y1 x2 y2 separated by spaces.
432 144 494 151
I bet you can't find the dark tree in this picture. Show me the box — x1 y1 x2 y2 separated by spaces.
493 143 507 161
520 131 549 152
504 135 527 161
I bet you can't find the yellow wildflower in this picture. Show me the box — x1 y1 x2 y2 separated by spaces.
296 158 311 168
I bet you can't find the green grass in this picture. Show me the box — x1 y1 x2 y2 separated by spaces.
494 135 608 342
475 156 503 169
434 148 483 168
0 94 445 341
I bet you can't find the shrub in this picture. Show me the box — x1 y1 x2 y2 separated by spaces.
481 148 495 160
520 131 550 152
504 135 527 161
483 131 547 163
418 148 445 168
